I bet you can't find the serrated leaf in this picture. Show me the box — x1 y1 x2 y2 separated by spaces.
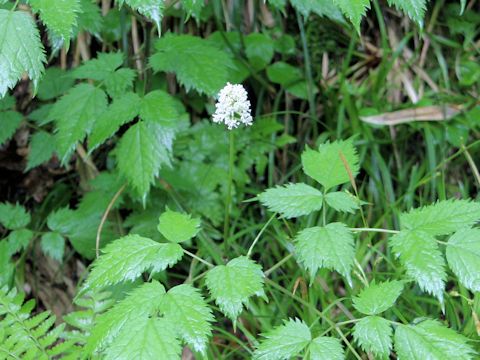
325 191 359 213
182 0 204 20
150 34 233 96
105 317 181 360
291 0 343 20
301 139 359 190
26 131 55 170
353 316 392 359
0 9 46 97
400 199 480 236
118 0 164 31
50 83 108 162
6 228 33 254
140 90 179 126
0 111 22 146
82 234 183 292
0 203 30 230
40 232 64 261
116 121 174 197
253 318 311 360
295 222 355 285
76 0 103 35
104 68 136 98
88 92 141 151
387 0 426 27
157 209 200 243
86 281 165 353
206 256 265 321
160 284 213 353
73 52 124 80
258 183 323 218
308 336 345 360
333 0 370 34
29 0 80 44
37 67 74 101
353 280 404 315
446 228 480 292
390 230 446 304
394 320 475 360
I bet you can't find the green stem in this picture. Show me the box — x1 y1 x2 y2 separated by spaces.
223 131 235 248
247 214 276 258
11 0 19 11
350 227 400 234
183 249 214 268
264 253 293 277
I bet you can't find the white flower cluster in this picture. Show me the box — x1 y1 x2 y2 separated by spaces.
212 83 253 130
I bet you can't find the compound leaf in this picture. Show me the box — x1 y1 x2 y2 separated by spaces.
0 203 31 230
308 336 345 360
333 0 370 34
40 232 65 261
353 316 392 359
353 280 404 315
325 191 359 213
139 90 179 126
157 209 201 243
387 0 426 27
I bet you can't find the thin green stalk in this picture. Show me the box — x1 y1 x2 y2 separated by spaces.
224 131 235 248
11 0 19 11
351 227 400 234
264 253 293 277
247 213 276 258
183 249 214 268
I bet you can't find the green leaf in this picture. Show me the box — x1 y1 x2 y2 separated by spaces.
353 316 392 359
266 62 310 99
0 111 22 146
82 234 183 292
253 319 311 360
104 68 136 98
333 0 370 33
150 34 233 96
301 139 359 190
73 52 124 80
295 222 355 285
157 209 201 243
258 183 323 218
116 121 174 197
37 67 75 101
387 0 426 27
400 199 480 236
6 228 33 254
182 0 205 20
0 203 31 230
29 0 81 44
86 281 165 353
160 284 213 353
352 280 404 315
118 0 164 31
0 9 46 97
0 241 14 286
77 0 103 35
325 191 359 213
394 320 475 360
88 92 141 151
26 131 55 170
105 317 181 360
245 33 274 71
40 232 65 261
50 83 108 162
446 228 480 292
291 0 343 20
206 256 265 321
140 90 179 126
390 230 446 304
308 336 345 360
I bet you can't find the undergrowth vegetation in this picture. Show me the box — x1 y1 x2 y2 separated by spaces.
0 0 480 359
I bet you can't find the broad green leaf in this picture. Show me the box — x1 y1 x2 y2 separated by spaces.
387 0 426 27
400 199 480 236
37 67 75 100
353 316 392 359
150 34 233 96
394 320 475 360
160 284 213 353
182 0 204 20
29 0 80 44
308 336 345 360
390 230 446 304
0 9 46 97
40 232 65 261
0 203 31 230
0 111 22 146
118 0 164 31
446 228 480 292
295 222 355 285
325 191 359 213
116 121 174 197
157 209 200 243
258 183 323 218
82 234 183 292
353 280 404 315
245 33 274 71
140 90 179 126
26 131 55 170
206 256 265 321
73 53 124 80
76 0 103 35
333 0 370 33
86 281 165 353
104 67 136 98
301 139 359 190
266 62 309 99
88 92 141 151
6 228 33 254
253 319 311 360
50 83 108 162
105 317 181 360
291 0 343 20
0 94 15 110
0 241 14 286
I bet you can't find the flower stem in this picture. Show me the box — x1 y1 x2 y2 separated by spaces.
223 131 235 248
